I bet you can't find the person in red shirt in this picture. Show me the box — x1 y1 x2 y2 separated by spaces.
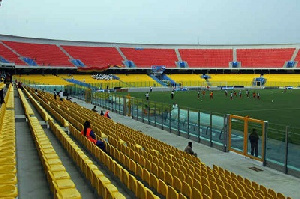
104 110 111 119
253 92 256 98
210 91 213 99
81 121 105 151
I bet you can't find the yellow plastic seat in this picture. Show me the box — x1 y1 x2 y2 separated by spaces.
55 178 76 190
50 171 71 180
0 157 16 165
0 184 18 197
0 165 16 174
48 164 66 172
56 187 81 199
0 174 17 184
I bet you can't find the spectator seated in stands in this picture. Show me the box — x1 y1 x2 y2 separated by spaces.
92 74 114 80
184 142 197 157
92 105 98 112
81 121 105 151
104 110 111 118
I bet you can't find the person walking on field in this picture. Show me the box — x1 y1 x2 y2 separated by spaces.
171 90 174 99
249 128 259 157
210 91 213 99
145 92 149 101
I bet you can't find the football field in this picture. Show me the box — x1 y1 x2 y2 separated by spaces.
117 89 300 144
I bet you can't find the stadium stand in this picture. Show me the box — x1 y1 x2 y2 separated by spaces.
61 46 123 68
18 88 82 198
209 74 258 87
178 49 233 68
167 74 206 86
14 74 72 86
2 41 73 67
237 48 295 68
0 43 24 65
0 85 18 198
24 88 128 199
263 74 300 87
120 48 178 68
28 86 290 199
116 74 158 87
28 88 159 199
295 50 300 67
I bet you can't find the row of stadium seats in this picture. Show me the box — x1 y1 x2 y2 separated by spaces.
18 88 82 198
121 48 178 68
13 74 300 87
61 46 123 68
1 40 299 68
28 87 160 198
237 48 295 68
0 85 18 198
0 43 25 65
24 87 129 198
3 41 73 67
179 49 233 68
29 87 290 199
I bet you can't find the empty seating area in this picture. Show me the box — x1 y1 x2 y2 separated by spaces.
19 88 82 198
62 46 123 68
116 74 158 87
3 41 73 67
121 48 178 68
295 50 300 67
263 74 300 87
237 48 295 68
209 74 258 87
0 85 18 198
0 43 24 65
167 74 206 86
26 86 290 199
179 49 233 68
14 74 72 86
1 37 299 70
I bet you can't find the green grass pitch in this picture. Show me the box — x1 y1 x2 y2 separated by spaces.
117 89 300 144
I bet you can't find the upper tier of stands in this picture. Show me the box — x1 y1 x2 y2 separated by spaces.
3 41 73 67
0 43 24 65
121 48 178 68
237 48 295 68
179 49 233 68
62 46 123 68
295 50 300 67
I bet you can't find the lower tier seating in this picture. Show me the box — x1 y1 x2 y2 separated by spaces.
28 87 290 199
0 85 18 198
28 87 159 199
18 88 81 198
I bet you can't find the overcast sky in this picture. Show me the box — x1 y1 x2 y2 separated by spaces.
0 0 299 44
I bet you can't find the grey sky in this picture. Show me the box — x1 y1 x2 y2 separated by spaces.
0 0 299 44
